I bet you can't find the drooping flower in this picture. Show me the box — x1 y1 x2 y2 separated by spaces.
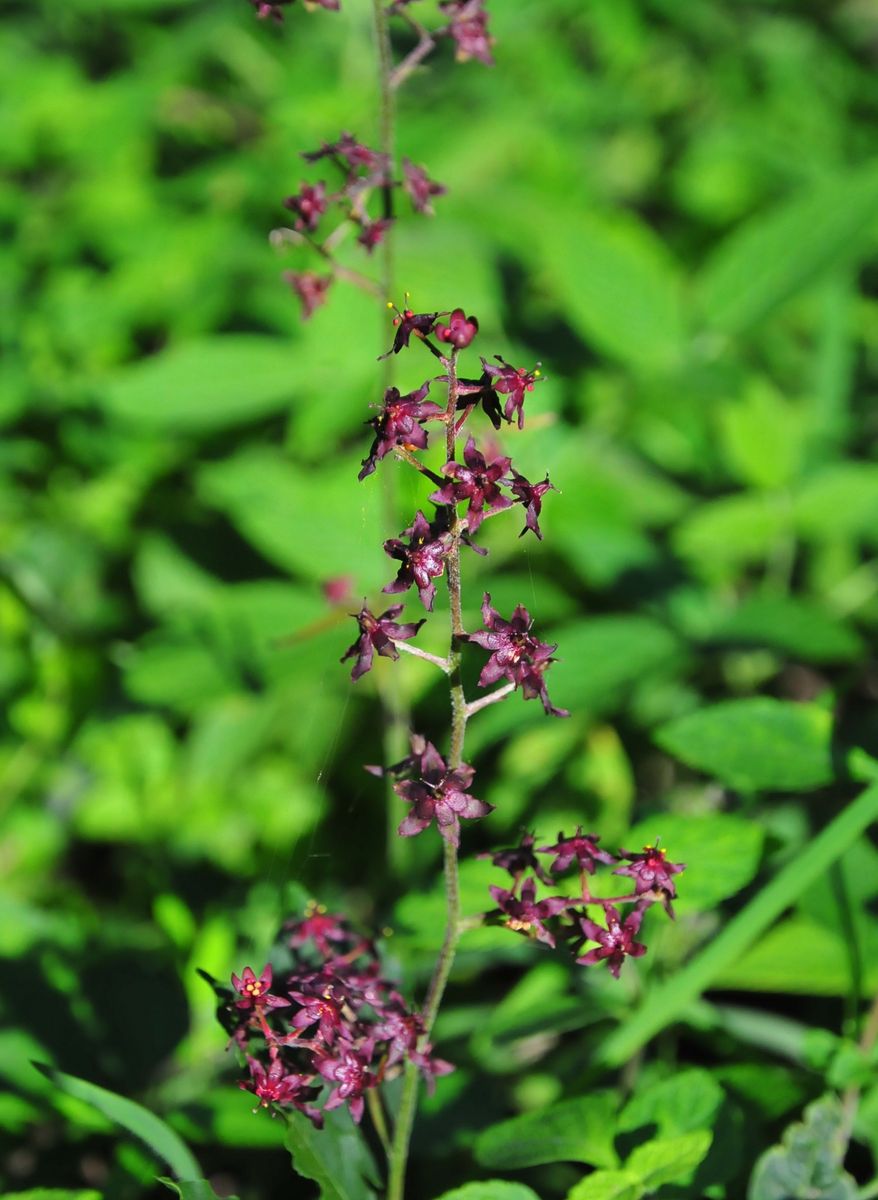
302 132 383 173
440 0 494 65
282 181 329 232
480 356 542 429
358 217 395 254
241 1056 318 1114
539 827 617 876
383 510 453 611
510 470 557 540
393 738 492 848
283 270 333 319
575 904 647 978
381 307 440 357
340 602 425 680
402 158 447 215
314 1040 376 1124
435 308 479 349
358 381 444 480
480 831 554 885
613 845 686 916
468 593 569 717
429 435 512 532
489 878 569 947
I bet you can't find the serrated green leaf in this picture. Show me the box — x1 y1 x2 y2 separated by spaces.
626 1130 713 1189
655 698 835 792
33 1064 200 1180
699 166 878 334
475 1093 619 1171
284 1107 379 1200
748 1097 858 1200
100 336 297 431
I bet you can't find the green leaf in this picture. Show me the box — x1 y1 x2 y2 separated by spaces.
33 1064 201 1180
550 616 683 716
674 493 789 579
284 1107 379 1200
565 1170 643 1200
435 1185 541 1200
698 165 878 334
655 698 835 792
0 1192 102 1200
713 916 878 996
542 210 685 370
598 781 878 1066
626 1130 713 1189
475 1093 619 1171
718 380 806 490
620 1069 724 1138
701 594 862 664
159 1180 233 1200
99 336 299 431
794 462 878 544
748 1096 858 1200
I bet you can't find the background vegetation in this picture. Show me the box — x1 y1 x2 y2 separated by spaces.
4 0 878 1197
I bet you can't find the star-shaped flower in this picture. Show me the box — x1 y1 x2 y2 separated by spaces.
283 270 333 320
282 181 329 232
340 602 425 680
358 382 444 480
489 878 569 947
393 739 492 848
468 593 569 717
429 435 512 532
510 470 557 540
402 158 447 215
539 828 617 876
382 510 453 611
614 845 685 916
480 356 542 429
575 904 647 978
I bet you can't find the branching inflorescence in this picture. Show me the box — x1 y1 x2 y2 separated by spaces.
223 0 685 1192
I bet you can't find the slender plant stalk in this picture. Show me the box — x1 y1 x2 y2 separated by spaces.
387 351 467 1200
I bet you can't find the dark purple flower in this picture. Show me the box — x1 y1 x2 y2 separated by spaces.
393 739 492 848
576 904 647 978
282 181 329 232
358 217 395 254
480 357 542 429
286 906 350 957
429 434 512 532
359 381 444 480
381 307 440 357
614 845 685 916
539 827 617 876
250 0 294 20
315 1041 375 1124
231 964 290 1013
383 510 453 611
510 470 557 540
303 132 383 173
455 374 506 430
402 158 447 215
468 592 569 717
440 0 494 65
241 1056 317 1115
435 308 479 349
489 878 569 947
283 270 332 320
288 985 345 1043
341 602 425 680
480 831 553 885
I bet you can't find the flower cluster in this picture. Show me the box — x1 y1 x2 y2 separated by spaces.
484 831 686 977
278 138 445 318
228 908 451 1125
388 0 495 68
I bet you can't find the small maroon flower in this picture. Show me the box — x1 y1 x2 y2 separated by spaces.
394 739 492 848
283 270 333 320
510 470 557 540
539 827 617 876
440 0 494 65
359 381 444 480
381 307 440 357
468 593 569 717
480 831 553 885
489 878 569 947
282 181 329 232
358 217 394 254
303 132 382 172
429 435 512 532
402 158 447 215
383 510 453 611
480 357 542 429
315 1041 375 1124
576 904 647 978
341 602 425 681
241 1056 312 1109
231 965 290 1013
286 905 349 957
435 308 479 349
614 845 685 916
288 984 345 1043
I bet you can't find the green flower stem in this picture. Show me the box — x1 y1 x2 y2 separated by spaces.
387 353 466 1200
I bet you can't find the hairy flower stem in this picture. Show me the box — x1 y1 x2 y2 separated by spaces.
387 352 466 1200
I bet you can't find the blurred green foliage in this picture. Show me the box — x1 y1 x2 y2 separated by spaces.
4 0 878 1196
